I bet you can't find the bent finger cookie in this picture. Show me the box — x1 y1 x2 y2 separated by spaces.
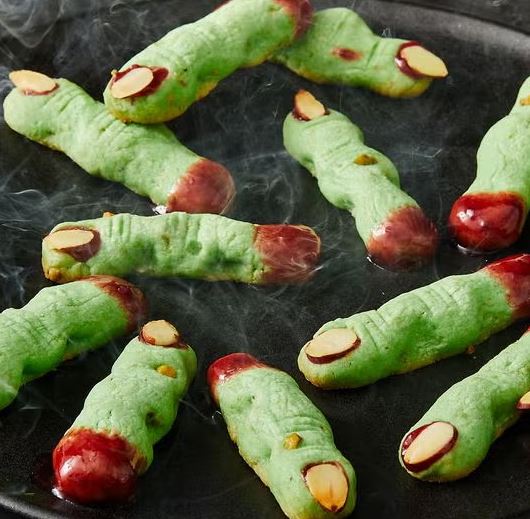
103 0 313 123
0 276 146 410
53 320 197 504
400 328 530 481
4 71 235 214
299 253 530 389
208 353 356 518
449 76 530 252
284 90 438 270
273 8 448 98
42 212 321 284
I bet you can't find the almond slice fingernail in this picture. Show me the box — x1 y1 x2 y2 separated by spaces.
400 45 448 78
293 90 327 121
45 229 95 250
517 390 530 409
110 66 154 99
140 320 180 347
44 228 100 261
9 70 58 95
305 328 359 364
304 462 349 512
401 421 457 473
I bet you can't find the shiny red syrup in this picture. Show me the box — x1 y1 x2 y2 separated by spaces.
449 192 525 252
53 429 139 504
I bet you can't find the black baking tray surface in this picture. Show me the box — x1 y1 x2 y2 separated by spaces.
0 0 529 518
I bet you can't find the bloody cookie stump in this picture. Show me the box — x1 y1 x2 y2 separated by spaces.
3 72 235 215
367 206 439 270
299 254 530 389
104 0 313 123
449 76 530 252
273 8 448 98
284 90 438 271
0 277 146 411
53 429 138 504
254 224 321 283
42 212 321 285
53 320 197 504
209 353 356 518
450 193 526 252
166 159 235 214
400 328 530 482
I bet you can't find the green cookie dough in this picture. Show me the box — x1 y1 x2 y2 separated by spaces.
53 320 196 503
3 73 234 214
299 254 530 389
103 0 312 123
400 328 530 481
449 76 530 252
283 90 438 270
0 276 146 411
208 353 356 519
273 8 448 98
41 212 321 284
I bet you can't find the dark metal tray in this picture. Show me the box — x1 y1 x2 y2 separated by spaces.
0 0 529 517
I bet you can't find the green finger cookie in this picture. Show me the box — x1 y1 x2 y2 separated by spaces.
0 276 146 411
283 90 438 270
449 76 530 252
41 212 321 284
4 71 234 214
400 327 530 481
273 8 448 98
103 0 313 123
208 353 356 519
53 320 197 504
299 254 530 389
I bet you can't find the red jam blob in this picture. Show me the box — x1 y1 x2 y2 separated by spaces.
484 254 530 317
449 192 525 252
166 158 235 214
367 206 438 271
53 429 139 504
275 0 314 37
110 64 169 99
254 224 321 283
86 276 148 332
400 422 458 473
207 353 268 402
332 48 362 61
395 41 425 79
